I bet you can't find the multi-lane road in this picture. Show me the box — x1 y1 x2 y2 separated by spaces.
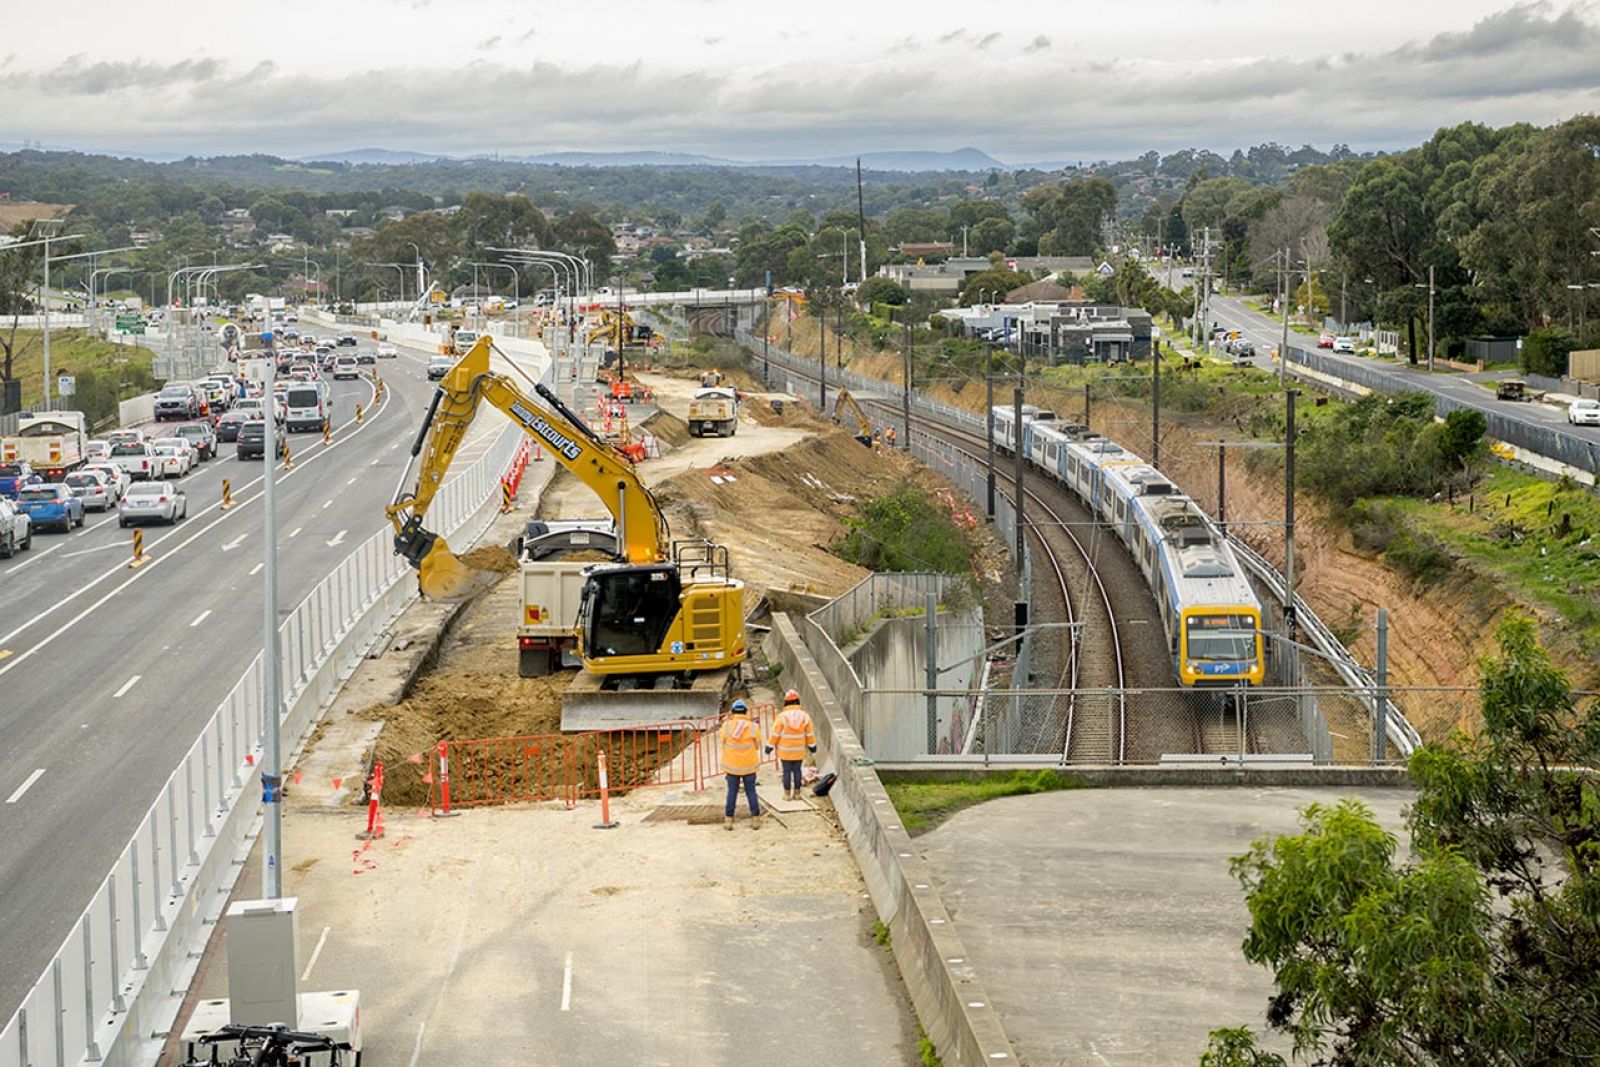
1197 290 1600 457
0 337 465 1016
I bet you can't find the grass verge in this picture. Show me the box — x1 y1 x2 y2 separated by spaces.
884 769 1079 836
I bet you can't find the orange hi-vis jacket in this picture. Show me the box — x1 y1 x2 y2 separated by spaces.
770 706 816 761
720 713 761 775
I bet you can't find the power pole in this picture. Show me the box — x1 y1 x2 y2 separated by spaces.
1083 382 1091 431
1426 264 1435 373
819 300 828 413
856 158 869 286
985 347 996 518
1279 246 1291 390
1152 338 1161 469
1012 385 1025 561
1217 444 1227 536
1284 389 1298 640
902 319 912 452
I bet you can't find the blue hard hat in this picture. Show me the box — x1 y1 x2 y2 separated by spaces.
730 699 749 713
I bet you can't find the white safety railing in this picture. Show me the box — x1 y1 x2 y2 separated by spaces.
0 416 527 1067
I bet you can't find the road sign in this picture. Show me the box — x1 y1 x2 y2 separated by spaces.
115 314 145 335
57 375 75 396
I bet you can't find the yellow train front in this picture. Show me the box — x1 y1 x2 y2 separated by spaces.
1176 607 1266 687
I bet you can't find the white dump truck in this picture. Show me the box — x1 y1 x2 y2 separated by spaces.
515 519 620 677
1 410 88 481
687 386 739 438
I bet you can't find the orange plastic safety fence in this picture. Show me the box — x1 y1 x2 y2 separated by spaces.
431 702 775 811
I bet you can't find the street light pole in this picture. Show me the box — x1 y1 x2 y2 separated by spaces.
257 334 284 899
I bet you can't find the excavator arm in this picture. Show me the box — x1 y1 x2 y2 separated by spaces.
386 335 669 600
831 389 874 446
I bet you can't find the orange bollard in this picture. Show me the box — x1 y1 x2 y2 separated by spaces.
499 478 514 514
594 751 618 829
282 441 293 470
436 742 457 816
355 402 364 425
322 419 331 445
360 761 385 840
127 528 147 569
220 478 233 510
532 442 544 462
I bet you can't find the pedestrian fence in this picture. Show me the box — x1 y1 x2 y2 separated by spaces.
431 704 780 811
0 402 535 1067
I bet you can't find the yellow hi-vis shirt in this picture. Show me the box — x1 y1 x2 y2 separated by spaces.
771 706 816 761
720 714 761 775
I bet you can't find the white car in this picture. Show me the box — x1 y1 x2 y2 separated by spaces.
1332 337 1356 354
332 355 360 380
1569 398 1600 426
150 438 196 477
117 481 187 527
83 463 130 501
377 342 398 359
0 497 31 558
84 440 113 463
63 469 116 511
109 440 156 481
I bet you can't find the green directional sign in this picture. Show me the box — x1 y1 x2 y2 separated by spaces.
115 315 145 335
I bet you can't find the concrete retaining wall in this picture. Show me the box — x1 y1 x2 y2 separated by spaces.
766 614 1018 1065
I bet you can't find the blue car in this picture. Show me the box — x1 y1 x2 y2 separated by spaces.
17 483 85 532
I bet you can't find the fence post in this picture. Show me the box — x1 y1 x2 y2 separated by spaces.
149 826 166 933
129 842 148 968
594 751 618 830
108 871 126 1012
82 913 102 1061
166 782 181 899
51 958 64 1067
185 761 199 866
925 592 939 755
1374 609 1389 765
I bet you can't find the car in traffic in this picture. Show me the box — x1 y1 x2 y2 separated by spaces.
118 480 188 526
106 429 145 448
215 409 251 442
63 469 116 511
1317 333 1336 349
17 482 85 531
195 378 232 412
173 422 218 460
337 333 358 347
356 349 376 365
283 381 330 433
1568 398 1600 426
332 354 360 380
0 461 37 497
154 384 202 420
109 440 156 481
83 463 130 501
1333 336 1356 354
427 355 454 380
0 496 31 557
84 440 113 463
377 343 397 359
150 438 197 477
236 419 287 460
1232 341 1256 358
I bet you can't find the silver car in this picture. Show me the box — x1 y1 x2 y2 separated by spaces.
118 481 188 527
1567 398 1600 426
63 469 115 511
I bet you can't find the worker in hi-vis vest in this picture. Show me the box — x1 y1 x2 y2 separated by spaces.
766 689 817 801
720 699 762 830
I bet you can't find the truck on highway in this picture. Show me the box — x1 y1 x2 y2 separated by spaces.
687 386 739 438
1 411 89 481
283 380 330 433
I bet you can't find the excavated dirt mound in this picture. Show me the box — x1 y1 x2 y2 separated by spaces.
457 544 519 574
643 409 692 447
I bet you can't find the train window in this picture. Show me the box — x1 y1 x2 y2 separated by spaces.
1183 613 1258 661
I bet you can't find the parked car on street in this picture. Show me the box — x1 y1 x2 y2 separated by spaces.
1568 398 1600 426
63 469 116 511
173 422 218 460
0 497 31 557
17 482 85 531
118 481 187 526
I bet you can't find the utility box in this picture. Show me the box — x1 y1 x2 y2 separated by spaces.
226 897 300 1027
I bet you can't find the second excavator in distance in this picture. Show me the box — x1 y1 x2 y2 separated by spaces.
385 335 748 728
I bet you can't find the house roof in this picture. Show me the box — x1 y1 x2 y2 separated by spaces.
1004 280 1076 304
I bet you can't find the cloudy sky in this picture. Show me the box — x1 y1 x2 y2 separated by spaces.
3 0 1598 161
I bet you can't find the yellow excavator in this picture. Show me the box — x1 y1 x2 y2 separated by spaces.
831 389 875 447
386 336 748 726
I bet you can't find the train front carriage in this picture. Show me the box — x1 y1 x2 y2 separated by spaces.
1178 607 1265 686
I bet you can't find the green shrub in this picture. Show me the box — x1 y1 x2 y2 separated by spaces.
835 482 975 575
1520 327 1577 377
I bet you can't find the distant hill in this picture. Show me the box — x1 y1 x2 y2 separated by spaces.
507 150 739 167
826 148 1009 172
301 148 450 165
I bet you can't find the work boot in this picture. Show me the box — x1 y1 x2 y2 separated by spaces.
751 814 763 830
723 817 734 831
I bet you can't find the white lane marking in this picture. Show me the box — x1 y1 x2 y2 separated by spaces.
2 542 63 574
190 609 211 627
0 377 393 652
561 951 573 1011
6 769 46 804
249 562 264 576
289 527 302 539
300 925 331 981
113 675 141 698
221 534 247 551
60 541 130 559
407 1022 426 1067
322 500 332 509
326 530 347 548
346 477 357 485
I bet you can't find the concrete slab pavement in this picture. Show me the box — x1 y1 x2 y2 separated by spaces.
916 786 1414 1066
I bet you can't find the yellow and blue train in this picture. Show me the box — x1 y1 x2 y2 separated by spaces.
992 404 1266 687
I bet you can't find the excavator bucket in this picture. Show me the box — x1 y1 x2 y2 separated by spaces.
416 538 501 602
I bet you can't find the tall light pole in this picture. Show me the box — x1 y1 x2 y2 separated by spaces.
406 241 425 303
255 332 284 899
1413 266 1435 372
38 241 134 403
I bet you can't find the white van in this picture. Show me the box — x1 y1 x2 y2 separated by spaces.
283 380 330 433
